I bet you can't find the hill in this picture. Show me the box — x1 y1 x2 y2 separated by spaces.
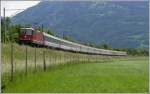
12 1 149 48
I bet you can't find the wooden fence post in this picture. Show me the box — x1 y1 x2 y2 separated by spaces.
54 56 56 64
3 8 6 43
87 55 89 62
25 46 28 75
34 47 36 72
43 50 46 71
60 54 62 63
10 42 13 81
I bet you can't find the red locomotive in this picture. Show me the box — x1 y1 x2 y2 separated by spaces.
18 28 127 56
18 28 44 45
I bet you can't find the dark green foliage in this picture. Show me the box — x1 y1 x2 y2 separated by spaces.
113 48 149 56
12 1 149 48
98 44 112 49
62 35 80 43
1 18 23 43
63 35 71 41
63 35 77 42
44 29 55 36
1 17 148 56
1 17 11 43
97 43 149 56
35 25 56 36
10 24 22 42
1 18 55 42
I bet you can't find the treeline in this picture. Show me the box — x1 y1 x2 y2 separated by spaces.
1 17 20 42
1 17 149 56
98 44 148 56
113 47 149 56
1 17 56 43
1 17 80 43
84 43 148 56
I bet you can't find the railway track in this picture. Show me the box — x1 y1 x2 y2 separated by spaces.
19 28 127 56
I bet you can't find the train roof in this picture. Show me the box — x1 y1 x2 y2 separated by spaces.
21 28 127 54
43 32 126 54
20 28 42 33
20 28 35 30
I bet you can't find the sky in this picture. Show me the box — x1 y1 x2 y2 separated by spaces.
1 0 148 17
1 1 40 17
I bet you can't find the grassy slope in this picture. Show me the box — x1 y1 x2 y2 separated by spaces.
2 43 111 63
2 43 124 73
3 56 149 93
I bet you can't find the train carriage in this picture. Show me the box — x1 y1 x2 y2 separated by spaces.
18 28 127 56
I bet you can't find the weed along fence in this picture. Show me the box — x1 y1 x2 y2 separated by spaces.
2 43 117 82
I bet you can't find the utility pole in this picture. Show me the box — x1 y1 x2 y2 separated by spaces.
42 24 44 32
2 8 25 43
10 33 13 81
3 8 6 43
25 46 28 75
43 49 46 71
34 47 36 72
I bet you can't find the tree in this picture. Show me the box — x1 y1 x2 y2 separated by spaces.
99 44 111 49
45 29 55 36
63 35 72 41
10 24 22 42
1 17 11 43
36 26 56 36
84 43 96 47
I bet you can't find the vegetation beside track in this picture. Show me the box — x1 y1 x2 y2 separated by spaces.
1 17 149 56
1 10 149 93
2 43 118 74
2 56 149 93
2 43 149 93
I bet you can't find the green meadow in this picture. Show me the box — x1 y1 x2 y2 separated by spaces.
2 56 149 93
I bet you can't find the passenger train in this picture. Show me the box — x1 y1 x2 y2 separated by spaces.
18 28 127 56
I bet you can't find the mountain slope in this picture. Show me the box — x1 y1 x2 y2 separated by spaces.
12 1 149 48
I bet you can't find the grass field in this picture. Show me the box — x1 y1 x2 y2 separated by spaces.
2 56 149 93
2 43 130 74
2 43 111 73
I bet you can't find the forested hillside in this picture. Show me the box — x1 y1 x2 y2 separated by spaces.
12 1 149 48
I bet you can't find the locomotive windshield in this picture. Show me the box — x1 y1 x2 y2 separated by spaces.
20 29 33 35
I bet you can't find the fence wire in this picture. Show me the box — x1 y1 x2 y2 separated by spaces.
2 43 130 82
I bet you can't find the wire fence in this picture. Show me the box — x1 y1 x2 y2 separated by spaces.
2 42 147 85
2 43 116 82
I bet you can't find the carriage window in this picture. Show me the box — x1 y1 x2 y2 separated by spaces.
20 29 32 35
